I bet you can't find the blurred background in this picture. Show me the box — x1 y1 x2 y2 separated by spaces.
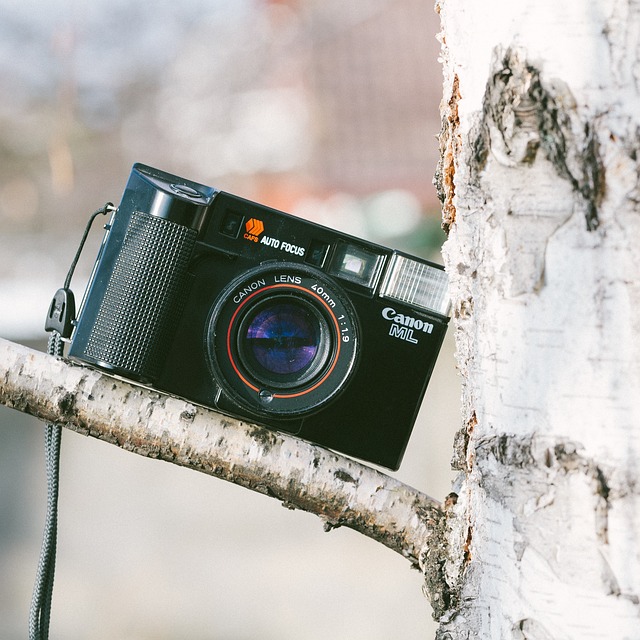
0 0 460 638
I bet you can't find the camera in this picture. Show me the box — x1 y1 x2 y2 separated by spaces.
68 164 450 470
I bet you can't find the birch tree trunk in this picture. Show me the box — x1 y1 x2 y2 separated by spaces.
435 0 640 637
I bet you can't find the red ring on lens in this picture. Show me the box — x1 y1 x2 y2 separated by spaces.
226 284 341 398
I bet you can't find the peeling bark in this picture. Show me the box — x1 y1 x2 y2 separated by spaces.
0 337 443 570
435 72 462 234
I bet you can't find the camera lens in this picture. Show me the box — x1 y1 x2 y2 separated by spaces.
238 297 331 389
246 302 318 373
206 262 358 418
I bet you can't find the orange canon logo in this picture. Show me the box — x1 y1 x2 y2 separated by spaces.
245 218 264 236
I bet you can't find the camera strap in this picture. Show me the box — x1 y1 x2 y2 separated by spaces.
30 202 114 640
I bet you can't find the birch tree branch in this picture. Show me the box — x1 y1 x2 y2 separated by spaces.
0 337 443 570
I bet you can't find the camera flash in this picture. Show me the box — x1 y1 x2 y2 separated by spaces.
380 254 450 316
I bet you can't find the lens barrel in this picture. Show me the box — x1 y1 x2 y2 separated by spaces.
207 263 358 418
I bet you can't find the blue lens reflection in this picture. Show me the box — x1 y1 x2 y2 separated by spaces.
245 302 319 375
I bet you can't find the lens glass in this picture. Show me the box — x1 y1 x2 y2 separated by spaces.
244 301 320 376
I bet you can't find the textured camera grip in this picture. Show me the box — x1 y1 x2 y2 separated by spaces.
84 211 197 381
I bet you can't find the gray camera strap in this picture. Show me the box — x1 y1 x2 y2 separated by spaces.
28 334 63 640
30 203 114 640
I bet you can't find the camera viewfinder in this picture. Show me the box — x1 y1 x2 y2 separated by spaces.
329 241 385 289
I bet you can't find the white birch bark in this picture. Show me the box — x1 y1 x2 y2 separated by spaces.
435 0 640 638
0 337 442 568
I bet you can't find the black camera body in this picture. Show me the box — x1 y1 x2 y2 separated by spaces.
69 164 449 470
